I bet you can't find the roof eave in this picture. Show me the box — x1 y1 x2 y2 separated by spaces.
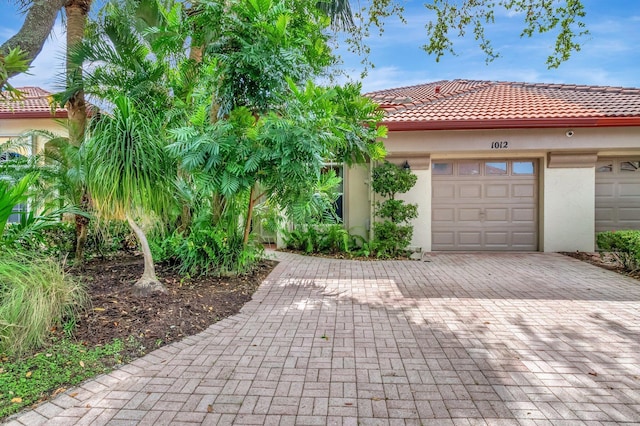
383 117 640 131
0 111 68 119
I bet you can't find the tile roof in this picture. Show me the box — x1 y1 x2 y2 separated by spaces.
365 80 640 130
0 87 67 119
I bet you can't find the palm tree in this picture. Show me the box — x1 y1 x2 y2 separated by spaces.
84 96 175 296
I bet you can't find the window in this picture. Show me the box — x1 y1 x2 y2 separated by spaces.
621 161 640 172
1 151 28 224
513 161 535 175
459 161 480 175
596 161 613 173
485 161 507 175
321 164 344 222
432 162 452 175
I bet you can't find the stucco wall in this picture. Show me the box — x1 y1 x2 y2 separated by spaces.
345 164 371 240
342 126 640 252
543 166 595 252
0 118 68 155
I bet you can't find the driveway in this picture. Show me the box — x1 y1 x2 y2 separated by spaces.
5 251 640 425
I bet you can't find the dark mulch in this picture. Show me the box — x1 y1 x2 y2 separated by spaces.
66 256 277 359
562 251 640 281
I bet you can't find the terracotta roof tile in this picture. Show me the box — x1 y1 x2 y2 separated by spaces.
0 87 67 118
365 80 640 130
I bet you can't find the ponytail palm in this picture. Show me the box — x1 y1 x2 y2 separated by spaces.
84 96 174 296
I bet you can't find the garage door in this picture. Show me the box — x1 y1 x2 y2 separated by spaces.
432 159 538 251
595 158 640 232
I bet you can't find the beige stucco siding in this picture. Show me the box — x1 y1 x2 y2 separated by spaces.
344 126 640 253
0 118 68 155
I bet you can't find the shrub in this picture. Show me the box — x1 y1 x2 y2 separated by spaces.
150 220 263 277
284 224 356 254
596 230 640 271
0 255 88 356
371 161 418 258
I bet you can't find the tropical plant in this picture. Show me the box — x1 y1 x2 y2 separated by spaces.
597 230 640 272
371 161 418 257
0 254 87 356
84 95 176 295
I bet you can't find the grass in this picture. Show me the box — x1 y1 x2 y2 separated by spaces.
0 338 124 419
0 255 87 356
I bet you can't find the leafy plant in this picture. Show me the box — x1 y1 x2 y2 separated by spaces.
371 161 418 258
597 230 640 272
0 255 88 356
0 338 124 419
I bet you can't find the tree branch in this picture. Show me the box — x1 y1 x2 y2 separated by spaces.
0 0 67 80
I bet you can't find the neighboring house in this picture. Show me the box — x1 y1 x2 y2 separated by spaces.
341 80 640 253
1 87 68 222
0 86 68 155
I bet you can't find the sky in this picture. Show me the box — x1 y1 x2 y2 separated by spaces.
1 0 640 94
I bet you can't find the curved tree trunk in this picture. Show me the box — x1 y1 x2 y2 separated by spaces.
126 215 167 297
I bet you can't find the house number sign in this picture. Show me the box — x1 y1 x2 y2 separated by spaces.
491 141 509 149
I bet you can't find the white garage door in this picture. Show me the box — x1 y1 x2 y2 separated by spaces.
595 158 640 232
432 159 538 251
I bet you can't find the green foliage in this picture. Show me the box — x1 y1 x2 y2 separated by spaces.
597 230 640 272
371 161 418 258
423 0 588 68
284 224 356 254
371 161 417 199
150 197 263 277
0 47 29 94
0 255 88 356
0 173 37 239
0 338 124 419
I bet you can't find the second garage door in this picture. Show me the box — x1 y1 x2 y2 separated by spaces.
432 159 538 251
595 158 640 233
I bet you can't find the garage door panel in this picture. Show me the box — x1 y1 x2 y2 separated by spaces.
459 232 481 245
619 207 640 220
619 183 640 197
459 208 481 221
595 183 615 197
595 157 640 233
433 208 455 222
512 208 534 222
432 159 538 251
433 184 455 198
485 208 508 221
459 184 482 198
485 184 508 198
432 232 454 246
595 207 614 221
512 184 535 198
485 232 508 245
512 232 537 246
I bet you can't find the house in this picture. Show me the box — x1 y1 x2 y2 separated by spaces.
1 87 68 221
0 86 68 155
341 80 640 253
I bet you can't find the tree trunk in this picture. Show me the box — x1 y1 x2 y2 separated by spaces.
66 1 92 263
74 189 90 265
243 186 256 245
126 215 167 297
0 0 66 79
65 0 90 147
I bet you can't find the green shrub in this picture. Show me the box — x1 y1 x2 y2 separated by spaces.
0 255 88 356
284 224 356 254
150 221 263 277
371 161 418 258
596 230 640 271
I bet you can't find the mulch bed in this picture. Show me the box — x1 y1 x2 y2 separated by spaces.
562 251 640 281
65 256 277 359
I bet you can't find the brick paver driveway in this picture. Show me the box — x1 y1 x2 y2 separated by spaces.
6 252 640 425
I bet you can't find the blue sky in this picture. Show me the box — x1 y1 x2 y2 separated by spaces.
2 1 640 93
